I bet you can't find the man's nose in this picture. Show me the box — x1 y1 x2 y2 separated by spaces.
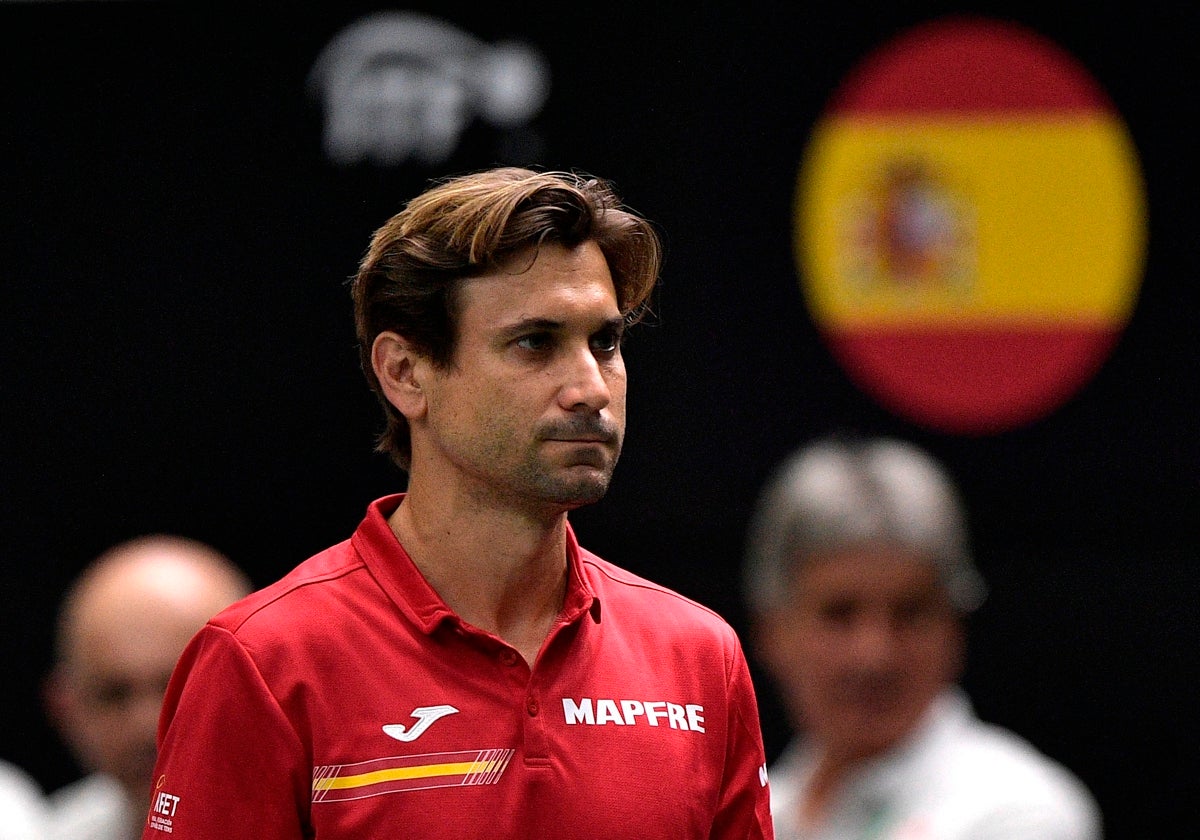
847 617 901 664
558 347 612 411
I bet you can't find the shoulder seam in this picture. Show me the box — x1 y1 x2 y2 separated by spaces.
224 561 367 634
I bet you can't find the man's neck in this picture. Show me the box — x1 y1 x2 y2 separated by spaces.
387 484 570 666
800 749 852 829
801 738 894 830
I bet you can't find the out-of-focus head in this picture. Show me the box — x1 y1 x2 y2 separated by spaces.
743 435 986 764
352 166 661 470
45 535 252 805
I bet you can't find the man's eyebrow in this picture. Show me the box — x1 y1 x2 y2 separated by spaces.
498 316 625 338
498 317 563 339
592 316 627 338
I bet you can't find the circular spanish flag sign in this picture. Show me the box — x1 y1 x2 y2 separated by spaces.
795 15 1146 434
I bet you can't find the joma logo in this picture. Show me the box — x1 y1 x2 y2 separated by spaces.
382 705 459 742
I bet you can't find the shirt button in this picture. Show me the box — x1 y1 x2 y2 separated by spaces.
500 650 519 666
526 697 539 717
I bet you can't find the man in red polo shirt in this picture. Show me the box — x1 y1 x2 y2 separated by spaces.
144 167 775 839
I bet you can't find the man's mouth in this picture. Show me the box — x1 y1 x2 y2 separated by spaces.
540 421 618 445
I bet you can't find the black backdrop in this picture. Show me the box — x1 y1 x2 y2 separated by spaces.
2 3 1196 838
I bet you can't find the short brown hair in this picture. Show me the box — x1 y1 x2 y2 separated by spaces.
352 166 662 470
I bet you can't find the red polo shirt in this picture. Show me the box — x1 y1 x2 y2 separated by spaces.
144 495 774 839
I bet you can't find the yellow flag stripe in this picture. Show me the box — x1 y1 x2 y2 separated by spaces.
313 760 498 791
797 115 1145 325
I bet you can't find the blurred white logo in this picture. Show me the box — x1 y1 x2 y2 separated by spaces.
308 11 550 167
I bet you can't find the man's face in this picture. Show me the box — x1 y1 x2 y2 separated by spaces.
54 604 200 802
759 546 962 763
47 550 248 806
420 240 626 512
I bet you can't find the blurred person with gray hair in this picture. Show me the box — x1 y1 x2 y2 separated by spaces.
743 434 1101 840
42 535 252 840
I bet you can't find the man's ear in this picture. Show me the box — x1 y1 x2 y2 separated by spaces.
371 331 429 420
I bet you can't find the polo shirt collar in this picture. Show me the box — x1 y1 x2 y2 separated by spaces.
351 493 600 635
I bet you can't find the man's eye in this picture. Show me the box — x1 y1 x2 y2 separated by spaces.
818 601 857 626
591 330 621 353
893 597 941 628
517 333 552 351
88 680 134 709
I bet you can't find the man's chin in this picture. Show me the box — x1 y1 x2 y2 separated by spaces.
558 477 612 507
834 708 915 753
543 467 613 508
119 763 157 803
826 718 910 758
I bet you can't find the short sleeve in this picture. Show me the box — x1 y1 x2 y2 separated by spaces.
142 625 310 840
709 636 775 840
